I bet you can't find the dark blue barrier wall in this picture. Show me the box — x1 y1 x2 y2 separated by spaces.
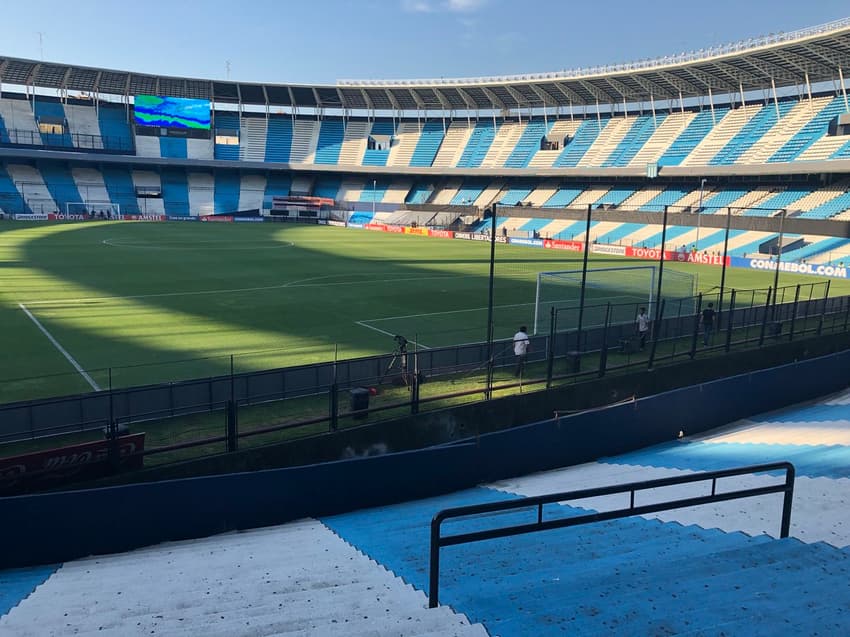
3 349 849 568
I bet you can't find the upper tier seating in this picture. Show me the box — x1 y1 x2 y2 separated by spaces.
409 121 445 167
658 108 727 166
314 120 345 165
554 119 609 167
504 119 550 168
3 92 850 170
709 101 796 165
603 114 667 167
457 120 498 168
97 105 134 152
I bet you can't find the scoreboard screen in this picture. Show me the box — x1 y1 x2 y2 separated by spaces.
134 95 211 130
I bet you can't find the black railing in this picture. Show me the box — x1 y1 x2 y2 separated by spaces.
428 462 796 608
0 288 845 447
0 127 134 153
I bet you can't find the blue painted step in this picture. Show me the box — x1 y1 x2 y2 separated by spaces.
323 485 850 636
0 565 59 617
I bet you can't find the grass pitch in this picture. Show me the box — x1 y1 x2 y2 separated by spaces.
1 220 846 404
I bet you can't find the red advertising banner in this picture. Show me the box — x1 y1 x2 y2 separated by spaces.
428 229 455 239
122 214 168 222
625 246 730 266
364 223 387 231
200 215 234 223
543 239 584 252
385 225 405 233
0 433 145 493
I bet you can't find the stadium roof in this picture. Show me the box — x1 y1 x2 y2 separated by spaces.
2 18 850 111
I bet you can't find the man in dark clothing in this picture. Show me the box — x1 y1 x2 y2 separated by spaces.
701 303 716 346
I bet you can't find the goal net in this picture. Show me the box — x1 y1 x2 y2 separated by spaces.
66 202 121 219
533 265 697 334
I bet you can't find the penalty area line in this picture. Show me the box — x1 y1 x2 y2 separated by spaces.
18 303 101 392
355 321 431 350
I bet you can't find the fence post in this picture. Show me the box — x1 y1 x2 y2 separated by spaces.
648 299 666 369
759 287 773 347
818 280 831 336
844 294 850 333
780 464 796 539
546 307 555 389
598 303 611 377
226 400 238 452
788 284 801 341
330 344 339 431
689 293 703 359
107 367 119 470
411 349 420 415
725 290 737 352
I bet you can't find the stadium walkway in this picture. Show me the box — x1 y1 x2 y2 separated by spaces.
3 389 850 635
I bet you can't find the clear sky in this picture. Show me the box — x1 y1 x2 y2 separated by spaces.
3 0 849 85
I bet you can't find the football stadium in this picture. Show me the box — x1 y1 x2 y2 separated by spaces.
2 6 850 635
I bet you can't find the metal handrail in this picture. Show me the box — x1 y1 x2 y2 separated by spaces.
428 462 795 608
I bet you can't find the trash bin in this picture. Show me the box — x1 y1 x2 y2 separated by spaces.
350 387 370 419
566 351 581 374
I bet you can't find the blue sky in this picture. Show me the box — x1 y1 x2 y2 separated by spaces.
3 0 849 84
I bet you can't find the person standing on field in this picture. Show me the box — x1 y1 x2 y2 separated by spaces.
513 326 530 377
636 307 650 351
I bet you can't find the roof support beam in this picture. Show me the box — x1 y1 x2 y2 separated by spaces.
503 84 528 109
679 66 737 93
739 56 802 84
455 87 479 110
432 88 452 110
527 83 558 107
631 74 674 100
480 86 506 110
603 76 638 102
576 79 616 103
771 49 821 75
551 82 585 105
409 88 426 110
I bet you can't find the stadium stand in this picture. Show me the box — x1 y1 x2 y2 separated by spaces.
96 104 134 151
409 120 445 167
457 120 498 168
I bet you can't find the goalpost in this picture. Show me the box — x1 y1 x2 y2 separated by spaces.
66 202 121 219
533 265 697 335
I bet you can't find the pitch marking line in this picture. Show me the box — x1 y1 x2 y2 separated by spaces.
354 301 538 350
22 273 481 307
18 303 101 392
354 321 431 350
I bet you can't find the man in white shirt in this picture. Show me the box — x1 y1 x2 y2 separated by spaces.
636 307 650 351
513 326 530 377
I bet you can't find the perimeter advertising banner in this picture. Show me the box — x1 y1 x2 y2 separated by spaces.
0 433 145 493
590 244 627 256
403 226 430 236
510 237 544 247
733 256 849 279
428 229 454 239
455 232 509 243
625 246 731 266
542 238 583 251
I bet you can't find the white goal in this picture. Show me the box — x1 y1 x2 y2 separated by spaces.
65 202 121 219
533 265 697 335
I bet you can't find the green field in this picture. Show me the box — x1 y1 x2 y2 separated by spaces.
1 220 846 404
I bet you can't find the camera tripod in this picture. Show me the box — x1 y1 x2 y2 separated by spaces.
380 345 410 387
